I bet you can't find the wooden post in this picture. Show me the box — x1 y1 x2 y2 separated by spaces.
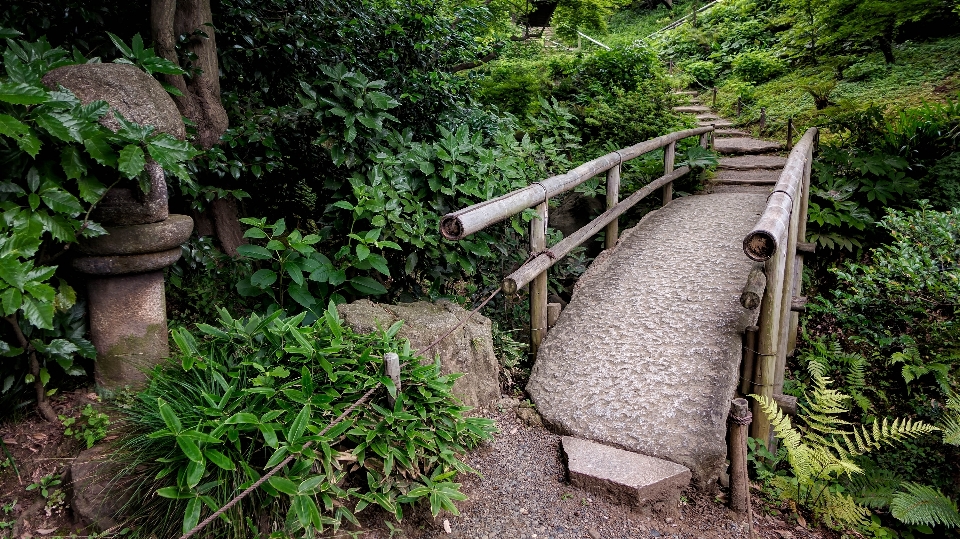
750 237 786 443
547 302 561 329
772 167 804 399
605 163 621 248
530 200 548 356
736 98 742 117
759 108 766 132
741 326 758 396
787 155 814 357
712 86 717 107
740 264 766 310
786 117 794 151
662 142 675 206
729 398 752 517
383 353 401 407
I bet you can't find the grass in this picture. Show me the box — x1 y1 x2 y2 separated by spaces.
605 0 699 48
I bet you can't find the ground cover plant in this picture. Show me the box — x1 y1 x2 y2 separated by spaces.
113 304 496 537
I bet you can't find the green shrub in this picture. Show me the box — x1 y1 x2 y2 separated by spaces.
114 305 496 537
574 44 664 95
475 58 553 117
682 60 718 86
929 152 960 210
731 50 785 83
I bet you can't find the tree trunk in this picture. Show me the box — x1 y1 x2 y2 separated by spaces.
151 0 228 150
878 21 896 64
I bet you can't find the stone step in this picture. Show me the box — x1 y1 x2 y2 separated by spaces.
715 129 750 137
673 90 698 96
673 105 711 114
718 155 789 170
714 137 784 155
696 113 721 121
700 119 734 128
703 184 773 196
711 169 782 184
562 437 691 510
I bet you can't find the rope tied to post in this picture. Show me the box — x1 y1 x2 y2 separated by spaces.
729 410 753 426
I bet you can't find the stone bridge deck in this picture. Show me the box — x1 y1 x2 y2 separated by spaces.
527 193 767 486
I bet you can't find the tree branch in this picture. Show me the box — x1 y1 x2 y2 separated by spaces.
4 315 59 424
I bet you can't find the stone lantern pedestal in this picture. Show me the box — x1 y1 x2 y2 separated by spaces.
43 64 195 390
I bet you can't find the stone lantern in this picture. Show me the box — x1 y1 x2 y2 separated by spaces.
43 63 194 390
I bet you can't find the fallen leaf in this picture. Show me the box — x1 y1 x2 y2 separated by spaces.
37 529 57 535
443 518 451 534
797 515 807 527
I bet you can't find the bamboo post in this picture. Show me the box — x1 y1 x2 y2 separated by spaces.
750 239 786 442
759 108 766 132
729 398 752 516
787 154 814 357
605 163 621 248
383 353 401 407
740 264 766 310
547 302 561 329
772 165 804 399
740 326 758 395
662 142 675 206
736 98 742 117
786 117 794 150
530 200 548 356
712 86 717 107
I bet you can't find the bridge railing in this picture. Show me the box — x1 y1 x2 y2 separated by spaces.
741 127 818 443
441 126 715 355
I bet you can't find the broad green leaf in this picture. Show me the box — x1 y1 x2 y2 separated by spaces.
268 476 299 496
287 403 311 442
1 288 21 316
355 244 370 261
204 449 236 471
76 176 107 204
118 144 146 178
40 189 82 214
34 113 75 142
60 146 87 180
236 244 273 260
158 398 183 433
21 297 53 329
186 458 205 488
106 31 134 58
182 497 202 535
349 276 387 295
156 486 190 499
224 412 259 425
250 269 278 288
84 136 118 167
287 283 316 309
176 435 204 463
0 82 47 105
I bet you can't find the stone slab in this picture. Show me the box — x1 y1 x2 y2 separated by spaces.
673 105 711 114
79 214 193 255
672 90 698 96
718 155 788 170
714 137 784 155
528 194 768 486
696 114 720 121
715 129 750 137
704 184 773 196
73 247 182 276
699 119 734 128
562 437 691 508
712 169 782 184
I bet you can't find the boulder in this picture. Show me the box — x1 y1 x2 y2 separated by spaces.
43 63 185 139
337 300 501 409
69 446 125 530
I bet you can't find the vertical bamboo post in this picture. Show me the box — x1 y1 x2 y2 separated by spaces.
383 353 401 407
787 154 814 357
662 142 675 206
772 172 804 399
530 201 548 356
750 239 787 443
740 326 758 395
737 98 742 117
729 398 752 516
786 117 794 150
605 163 621 248
759 108 766 132
712 86 717 107
700 126 713 150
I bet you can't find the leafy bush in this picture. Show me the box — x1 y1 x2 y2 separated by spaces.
682 60 718 86
475 58 553 117
731 50 785 83
114 305 496 537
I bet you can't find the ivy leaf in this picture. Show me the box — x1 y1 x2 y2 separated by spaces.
118 144 146 178
0 82 47 105
350 276 387 295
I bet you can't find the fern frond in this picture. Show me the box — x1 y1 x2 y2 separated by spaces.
891 483 960 528
941 392 960 446
847 418 938 456
820 489 871 529
849 467 900 510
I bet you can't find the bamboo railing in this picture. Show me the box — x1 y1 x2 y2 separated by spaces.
441 126 714 355
741 127 818 443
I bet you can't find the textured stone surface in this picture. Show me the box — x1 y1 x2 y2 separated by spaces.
337 300 500 408
714 137 784 155
69 445 125 530
79 214 193 255
562 436 691 510
718 155 788 170
712 169 782 184
699 119 734 128
527 194 767 485
43 63 185 139
88 272 168 389
715 129 751 137
696 113 721 121
88 161 169 226
673 105 711 113
73 247 182 275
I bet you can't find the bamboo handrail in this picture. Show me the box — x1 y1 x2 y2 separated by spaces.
440 126 714 241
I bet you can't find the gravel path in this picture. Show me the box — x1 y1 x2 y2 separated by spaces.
356 400 827 539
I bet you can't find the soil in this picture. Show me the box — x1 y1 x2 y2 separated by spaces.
0 389 100 538
0 392 838 539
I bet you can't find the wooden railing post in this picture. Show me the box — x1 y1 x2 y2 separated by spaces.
383 353 401 407
700 126 713 150
786 117 794 150
751 241 786 443
712 86 717 107
530 200 549 356
787 154 813 357
605 163 621 248
662 142 676 206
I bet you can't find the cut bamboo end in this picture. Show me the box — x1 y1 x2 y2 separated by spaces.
797 241 816 254
440 216 463 240
740 264 766 310
790 296 808 312
742 230 777 261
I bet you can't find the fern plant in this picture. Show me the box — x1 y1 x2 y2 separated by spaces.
753 361 938 529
